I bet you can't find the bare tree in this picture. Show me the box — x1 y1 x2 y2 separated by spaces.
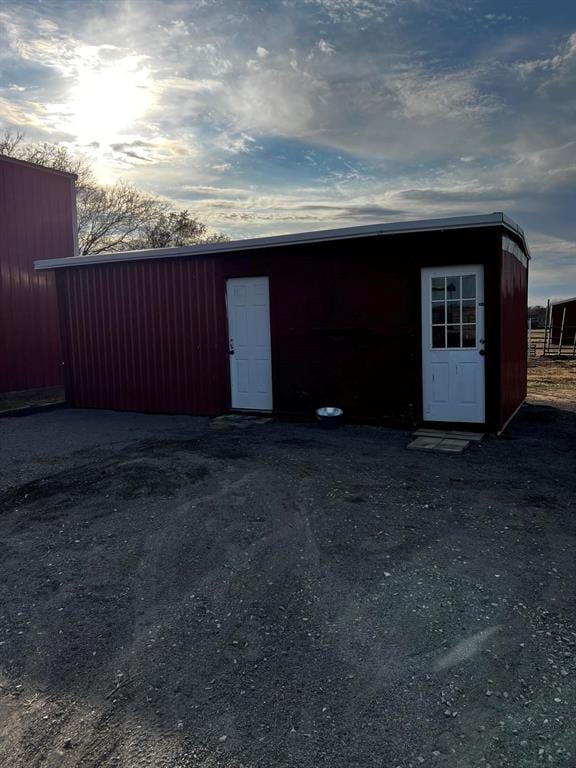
0 129 228 254
0 128 25 156
77 181 168 255
128 210 229 250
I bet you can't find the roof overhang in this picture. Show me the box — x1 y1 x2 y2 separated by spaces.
34 212 530 271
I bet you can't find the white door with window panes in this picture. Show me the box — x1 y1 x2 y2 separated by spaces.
421 266 485 423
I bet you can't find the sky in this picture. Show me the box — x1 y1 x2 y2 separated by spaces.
1 0 575 304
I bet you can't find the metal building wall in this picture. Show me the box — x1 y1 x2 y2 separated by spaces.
550 299 576 346
57 257 229 415
499 248 528 426
0 157 75 393
54 227 512 428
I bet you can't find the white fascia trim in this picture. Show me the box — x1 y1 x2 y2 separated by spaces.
550 297 576 306
70 178 79 257
34 212 529 271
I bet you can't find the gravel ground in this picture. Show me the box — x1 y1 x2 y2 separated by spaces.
0 406 575 768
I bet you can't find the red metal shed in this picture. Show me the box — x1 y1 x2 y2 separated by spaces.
35 213 529 432
549 297 576 348
0 156 77 396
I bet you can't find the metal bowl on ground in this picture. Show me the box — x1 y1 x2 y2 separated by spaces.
316 406 344 428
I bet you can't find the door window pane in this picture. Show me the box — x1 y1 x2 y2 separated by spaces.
447 325 461 348
462 275 476 299
462 300 476 324
432 277 445 301
462 325 476 347
446 301 461 324
432 304 445 324
429 272 480 350
446 276 461 300
432 326 445 348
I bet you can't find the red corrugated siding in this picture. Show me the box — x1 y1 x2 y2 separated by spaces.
55 227 512 426
500 249 528 425
0 158 74 393
58 257 229 415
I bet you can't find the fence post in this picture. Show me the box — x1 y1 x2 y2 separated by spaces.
528 317 532 358
558 307 566 356
544 299 551 355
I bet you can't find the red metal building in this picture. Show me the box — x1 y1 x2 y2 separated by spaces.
36 213 529 432
549 297 576 348
0 156 77 395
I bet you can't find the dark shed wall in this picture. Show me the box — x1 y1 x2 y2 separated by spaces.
0 159 74 393
58 257 228 414
221 229 502 427
57 226 505 427
220 241 419 423
500 248 528 426
550 299 576 346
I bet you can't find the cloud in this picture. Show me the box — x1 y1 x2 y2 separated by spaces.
1 1 575 304
0 94 49 129
516 32 576 79
302 0 398 24
181 184 250 197
317 39 336 54
226 67 328 140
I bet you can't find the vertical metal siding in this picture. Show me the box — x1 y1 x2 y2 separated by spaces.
59 257 228 415
0 158 74 393
55 226 510 425
500 248 528 426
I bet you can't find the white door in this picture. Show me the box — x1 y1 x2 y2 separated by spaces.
226 277 273 411
421 266 485 423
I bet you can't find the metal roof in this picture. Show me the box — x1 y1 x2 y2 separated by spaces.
34 212 529 270
551 296 576 306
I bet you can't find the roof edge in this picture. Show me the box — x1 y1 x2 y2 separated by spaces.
0 154 77 179
35 212 529 270
550 296 576 306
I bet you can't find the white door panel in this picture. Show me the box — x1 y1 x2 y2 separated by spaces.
431 362 450 403
227 277 272 411
421 266 485 423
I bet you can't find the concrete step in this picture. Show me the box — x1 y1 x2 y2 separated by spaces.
407 434 471 454
413 428 484 442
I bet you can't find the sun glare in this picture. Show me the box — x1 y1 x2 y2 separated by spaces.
66 51 153 146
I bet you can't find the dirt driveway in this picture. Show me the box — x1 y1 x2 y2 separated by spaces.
0 406 575 767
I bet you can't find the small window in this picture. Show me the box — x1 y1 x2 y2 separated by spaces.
462 325 476 347
461 300 476 324
432 304 445 324
432 326 445 348
446 301 460 324
432 277 445 301
462 275 476 299
446 276 461 300
429 272 477 350
447 325 461 348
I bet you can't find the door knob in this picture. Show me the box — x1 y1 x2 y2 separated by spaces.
479 349 486 356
